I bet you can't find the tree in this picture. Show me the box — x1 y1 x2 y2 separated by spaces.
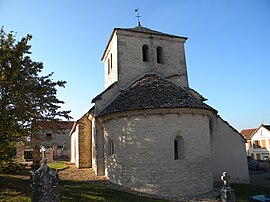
0 27 72 166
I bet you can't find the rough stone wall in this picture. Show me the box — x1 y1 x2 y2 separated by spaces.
116 30 188 90
102 109 213 197
211 116 250 183
101 29 188 94
92 118 105 176
103 32 118 89
77 116 92 168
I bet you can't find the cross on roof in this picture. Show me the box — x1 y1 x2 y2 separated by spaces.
135 8 141 26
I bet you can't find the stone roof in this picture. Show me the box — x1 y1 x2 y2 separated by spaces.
34 121 74 130
98 74 216 116
116 25 188 40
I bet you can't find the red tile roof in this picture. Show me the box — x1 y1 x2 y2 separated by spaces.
240 128 257 140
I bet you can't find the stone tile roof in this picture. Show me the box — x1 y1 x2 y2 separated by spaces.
35 121 74 130
117 25 188 40
98 74 216 116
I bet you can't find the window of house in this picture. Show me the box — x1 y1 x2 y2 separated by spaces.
142 45 149 62
109 140 114 156
249 141 252 149
254 140 260 149
46 133 52 140
174 136 184 160
156 46 163 63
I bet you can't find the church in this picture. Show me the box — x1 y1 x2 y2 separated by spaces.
70 23 249 197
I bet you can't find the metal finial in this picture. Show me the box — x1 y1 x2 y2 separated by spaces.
135 8 141 26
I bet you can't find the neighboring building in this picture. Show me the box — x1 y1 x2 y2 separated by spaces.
70 24 249 197
241 124 270 160
24 121 73 160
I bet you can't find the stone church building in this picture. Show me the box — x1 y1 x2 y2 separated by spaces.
70 24 249 197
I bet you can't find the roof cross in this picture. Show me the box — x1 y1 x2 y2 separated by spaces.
135 8 141 26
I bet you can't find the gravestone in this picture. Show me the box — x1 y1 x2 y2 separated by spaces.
220 172 235 202
30 158 59 202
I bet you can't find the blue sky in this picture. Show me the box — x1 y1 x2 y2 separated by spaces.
1 0 269 131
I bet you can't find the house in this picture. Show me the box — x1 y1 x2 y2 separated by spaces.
241 124 270 160
70 24 249 197
22 121 73 161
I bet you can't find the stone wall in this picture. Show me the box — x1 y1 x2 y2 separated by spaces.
102 29 188 92
77 116 92 168
101 108 213 197
211 116 250 183
103 32 118 89
92 118 105 176
116 30 188 90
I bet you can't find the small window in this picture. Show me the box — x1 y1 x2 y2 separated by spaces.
109 140 114 155
174 136 184 160
46 133 52 140
108 58 111 74
156 46 163 63
142 45 149 62
110 53 113 70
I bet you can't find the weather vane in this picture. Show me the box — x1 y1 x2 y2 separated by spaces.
135 8 141 26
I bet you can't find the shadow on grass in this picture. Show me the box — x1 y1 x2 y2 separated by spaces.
0 175 31 202
0 175 167 202
59 180 168 202
232 183 270 202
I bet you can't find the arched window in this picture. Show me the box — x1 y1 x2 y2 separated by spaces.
156 46 163 63
174 136 184 160
142 45 149 62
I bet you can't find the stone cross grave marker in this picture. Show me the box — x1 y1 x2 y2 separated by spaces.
30 158 59 202
220 172 235 202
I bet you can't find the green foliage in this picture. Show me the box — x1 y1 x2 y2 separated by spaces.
0 26 72 165
0 139 16 166
0 162 22 174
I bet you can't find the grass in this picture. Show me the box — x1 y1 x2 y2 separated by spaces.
0 172 270 202
47 161 68 170
0 175 169 202
231 183 270 202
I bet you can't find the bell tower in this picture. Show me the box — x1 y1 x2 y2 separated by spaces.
101 25 189 89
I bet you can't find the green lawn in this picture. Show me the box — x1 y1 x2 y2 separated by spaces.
47 161 68 170
0 175 169 202
0 173 269 202
231 183 270 202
